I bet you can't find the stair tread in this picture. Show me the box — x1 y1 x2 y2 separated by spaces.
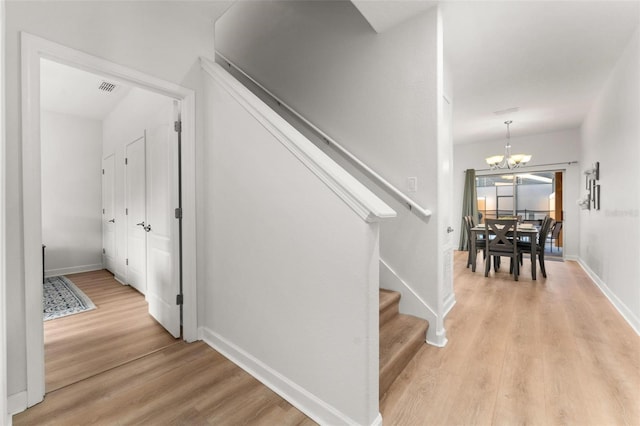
379 313 428 370
379 289 401 313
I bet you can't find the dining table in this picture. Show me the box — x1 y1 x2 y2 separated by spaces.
470 223 540 280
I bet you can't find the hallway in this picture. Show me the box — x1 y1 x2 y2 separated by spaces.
14 255 639 425
380 252 639 425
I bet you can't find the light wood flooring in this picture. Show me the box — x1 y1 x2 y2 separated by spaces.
15 255 639 425
380 252 640 425
16 270 314 425
43 270 178 392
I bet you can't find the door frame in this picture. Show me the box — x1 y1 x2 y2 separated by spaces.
102 153 116 273
21 32 198 406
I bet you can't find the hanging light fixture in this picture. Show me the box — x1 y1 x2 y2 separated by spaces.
486 120 532 169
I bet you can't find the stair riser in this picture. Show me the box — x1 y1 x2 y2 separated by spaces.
379 303 399 327
379 329 426 397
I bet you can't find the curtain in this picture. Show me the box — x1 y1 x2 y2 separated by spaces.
458 169 479 250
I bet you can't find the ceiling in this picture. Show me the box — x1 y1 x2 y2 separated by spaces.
41 0 639 143
41 59 132 120
352 0 438 33
442 1 640 144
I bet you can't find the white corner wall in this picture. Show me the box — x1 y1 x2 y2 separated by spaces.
41 111 103 276
453 128 582 259
202 65 383 426
215 1 445 342
102 88 173 283
4 0 230 398
579 29 639 333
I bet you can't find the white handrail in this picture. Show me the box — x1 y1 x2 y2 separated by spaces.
201 58 397 223
214 51 432 220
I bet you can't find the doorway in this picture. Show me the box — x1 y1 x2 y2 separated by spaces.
476 170 564 258
21 33 197 407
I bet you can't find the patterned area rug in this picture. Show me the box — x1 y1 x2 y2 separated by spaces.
43 276 96 321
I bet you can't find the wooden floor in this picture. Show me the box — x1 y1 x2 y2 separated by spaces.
16 270 314 425
380 252 640 425
15 256 639 425
43 270 178 392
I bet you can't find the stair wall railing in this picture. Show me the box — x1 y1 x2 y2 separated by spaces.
216 51 432 219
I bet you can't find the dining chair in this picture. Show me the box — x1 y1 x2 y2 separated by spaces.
484 218 520 281
548 221 563 252
518 215 554 278
464 215 485 270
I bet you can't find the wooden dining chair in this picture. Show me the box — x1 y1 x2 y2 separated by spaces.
518 215 554 278
484 218 520 281
548 221 563 252
464 215 485 271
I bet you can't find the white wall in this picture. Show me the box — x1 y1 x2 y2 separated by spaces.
215 1 446 341
4 0 230 397
580 29 639 333
102 88 173 283
41 111 103 276
202 66 383 426
1 0 8 421
453 128 582 258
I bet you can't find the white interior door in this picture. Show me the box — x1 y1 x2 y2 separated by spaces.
102 154 116 273
125 136 147 294
145 101 181 338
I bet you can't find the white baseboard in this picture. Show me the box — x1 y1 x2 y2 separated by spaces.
199 327 375 426
114 275 126 285
577 258 640 336
44 263 103 278
443 292 456 318
8 391 27 416
379 259 446 346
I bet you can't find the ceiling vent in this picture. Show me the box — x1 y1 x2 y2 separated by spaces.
98 81 117 93
493 106 519 116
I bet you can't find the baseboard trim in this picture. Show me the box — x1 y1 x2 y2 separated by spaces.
8 391 27 415
199 327 373 425
114 275 126 285
380 259 445 346
443 292 457 318
577 258 640 336
44 263 103 278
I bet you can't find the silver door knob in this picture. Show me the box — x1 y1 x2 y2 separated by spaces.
143 224 152 233
136 222 145 227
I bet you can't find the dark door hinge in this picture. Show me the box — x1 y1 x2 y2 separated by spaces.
102 169 105 175
102 248 105 254
176 294 183 305
125 208 128 215
174 121 182 133
175 208 182 219
125 158 128 165
126 258 129 266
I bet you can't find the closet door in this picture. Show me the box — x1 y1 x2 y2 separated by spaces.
102 154 116 272
125 136 147 294
145 102 180 338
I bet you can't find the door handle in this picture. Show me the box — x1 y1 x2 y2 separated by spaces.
143 224 152 233
447 226 454 233
136 222 145 227
108 218 115 223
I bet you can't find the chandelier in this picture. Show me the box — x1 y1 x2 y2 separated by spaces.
485 120 532 169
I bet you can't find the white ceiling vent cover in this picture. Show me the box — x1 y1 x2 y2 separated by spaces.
98 81 117 93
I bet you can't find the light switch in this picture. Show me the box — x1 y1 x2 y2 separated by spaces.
407 177 418 192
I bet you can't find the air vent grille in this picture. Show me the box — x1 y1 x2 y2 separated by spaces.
493 107 519 116
98 81 117 93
